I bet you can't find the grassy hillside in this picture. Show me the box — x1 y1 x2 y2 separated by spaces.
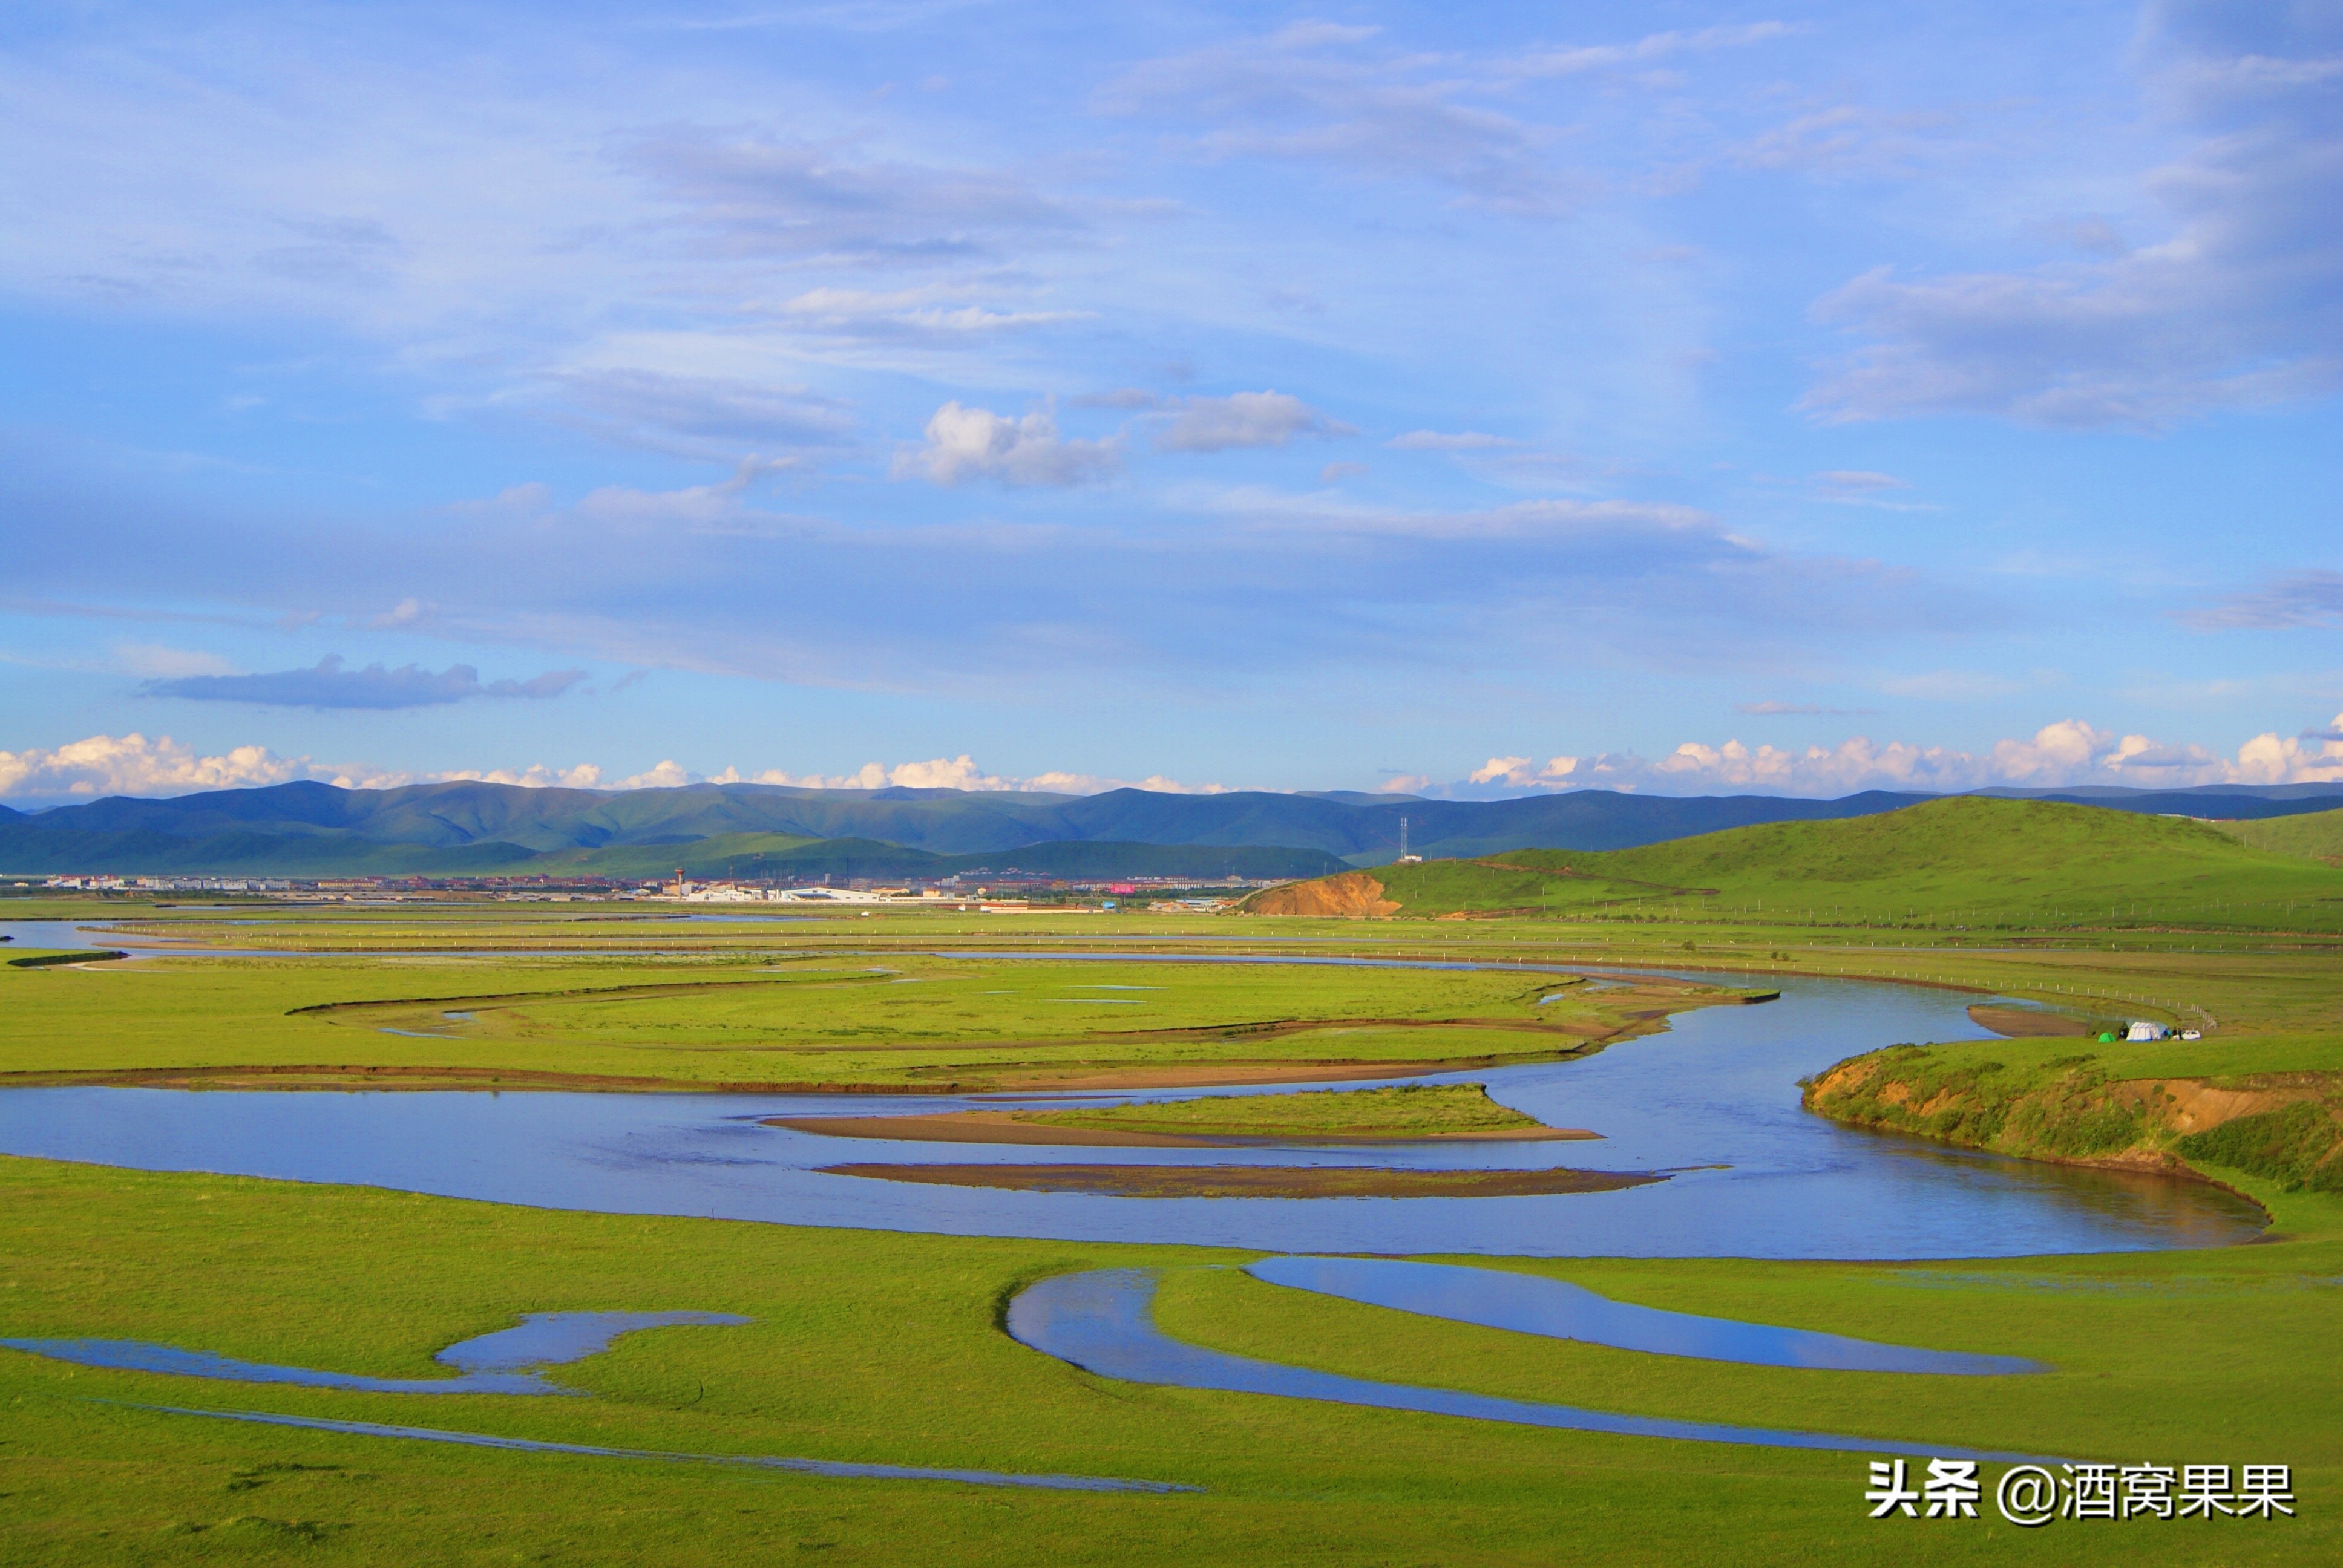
2217 805 2343 866
1271 797 2343 932
0 824 543 876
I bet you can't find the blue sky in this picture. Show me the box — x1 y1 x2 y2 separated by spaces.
4 0 2341 803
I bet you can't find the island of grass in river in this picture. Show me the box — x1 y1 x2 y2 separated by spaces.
768 1082 1591 1147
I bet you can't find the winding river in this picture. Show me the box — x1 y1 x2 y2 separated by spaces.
0 964 2260 1259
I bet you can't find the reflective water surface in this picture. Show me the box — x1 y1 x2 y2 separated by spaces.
0 971 2259 1259
2 1310 749 1395
1005 1269 2051 1459
1245 1256 2039 1373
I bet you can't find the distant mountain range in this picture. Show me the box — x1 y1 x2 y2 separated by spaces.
2 777 2339 879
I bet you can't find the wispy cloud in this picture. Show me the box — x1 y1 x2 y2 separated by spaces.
1155 391 1351 452
1386 430 1519 452
1803 10 2343 428
140 656 588 710
1099 23 1589 215
2179 570 2343 631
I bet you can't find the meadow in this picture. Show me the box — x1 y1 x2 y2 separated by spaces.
5 795 2342 1565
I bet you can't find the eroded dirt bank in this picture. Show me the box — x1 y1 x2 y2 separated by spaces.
1241 872 1400 917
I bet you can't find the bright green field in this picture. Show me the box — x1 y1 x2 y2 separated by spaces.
0 951 1687 1091
4 1155 2336 1566
1366 797 2343 933
2218 806 2343 867
4 872 2340 1564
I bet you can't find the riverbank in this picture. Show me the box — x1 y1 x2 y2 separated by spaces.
1803 1032 2343 1197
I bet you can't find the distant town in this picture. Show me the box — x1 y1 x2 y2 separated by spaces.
14 869 1282 912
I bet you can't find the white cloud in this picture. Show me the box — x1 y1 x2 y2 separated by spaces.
1815 469 1907 492
426 763 606 789
893 402 1120 486
0 734 615 801
1440 715 2343 798
0 733 308 800
709 754 1232 795
765 285 1085 340
1155 391 1351 453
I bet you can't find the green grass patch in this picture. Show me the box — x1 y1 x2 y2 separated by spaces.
1352 797 2343 933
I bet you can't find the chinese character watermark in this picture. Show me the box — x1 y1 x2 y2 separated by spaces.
1869 1461 2292 1525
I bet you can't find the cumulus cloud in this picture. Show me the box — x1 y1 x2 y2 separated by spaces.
1446 715 2343 798
1804 5 2343 426
139 656 588 710
0 734 309 800
893 402 1120 486
0 736 627 800
707 754 1231 794
1155 391 1352 452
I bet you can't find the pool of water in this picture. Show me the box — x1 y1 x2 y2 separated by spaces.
2 1310 749 1394
1004 1269 2051 1460
0 972 2262 1259
1244 1257 2039 1373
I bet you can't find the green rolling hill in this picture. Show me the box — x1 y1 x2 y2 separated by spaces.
2215 806 2343 867
1267 797 2343 932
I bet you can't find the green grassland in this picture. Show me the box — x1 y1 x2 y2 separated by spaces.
2217 805 2343 867
0 949 1704 1092
1347 797 2343 933
7 794 2343 1567
4 1155 2337 1566
1017 1082 1538 1138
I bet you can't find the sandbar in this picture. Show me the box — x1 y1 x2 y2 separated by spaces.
765 1111 1598 1147
817 1161 1663 1198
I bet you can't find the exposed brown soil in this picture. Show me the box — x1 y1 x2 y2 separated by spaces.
767 1110 1598 1146
817 1161 1664 1198
1242 872 1400 918
1967 1003 2097 1038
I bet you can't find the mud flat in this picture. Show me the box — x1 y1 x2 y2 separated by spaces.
1967 1002 2096 1037
816 1161 1663 1198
